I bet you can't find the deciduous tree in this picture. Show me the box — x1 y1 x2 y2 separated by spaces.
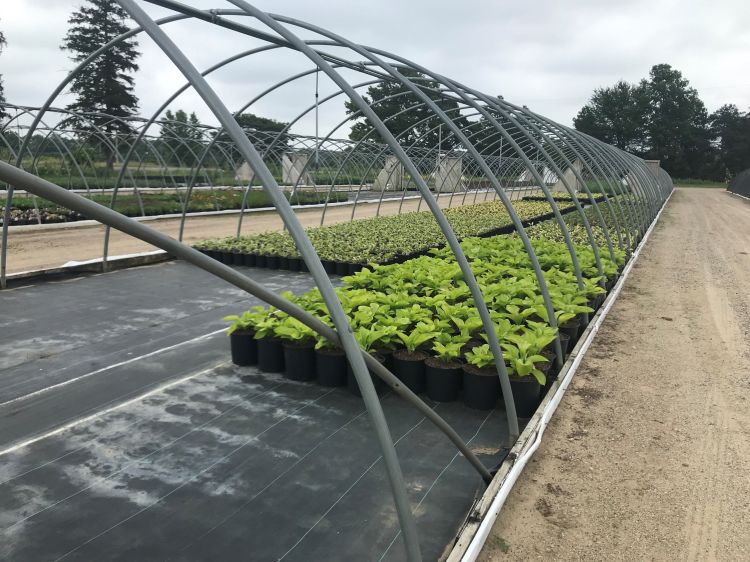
345 68 469 150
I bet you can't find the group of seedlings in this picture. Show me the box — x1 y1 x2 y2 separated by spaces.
217 194 625 416
196 195 607 272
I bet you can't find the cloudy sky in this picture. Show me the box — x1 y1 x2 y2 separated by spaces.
1 0 749 136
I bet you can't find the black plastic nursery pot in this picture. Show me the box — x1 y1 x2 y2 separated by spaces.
257 337 285 373
255 254 267 268
541 349 558 377
278 257 290 270
462 365 500 410
231 251 244 266
510 375 541 417
559 320 581 349
322 260 337 274
425 357 462 402
265 255 280 270
220 251 233 265
287 257 301 272
375 348 395 371
347 263 363 275
392 350 427 394
229 330 257 366
347 354 387 397
282 342 316 381
242 253 256 267
315 348 347 387
558 332 571 361
539 361 556 398
335 261 349 276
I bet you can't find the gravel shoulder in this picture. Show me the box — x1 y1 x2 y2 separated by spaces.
481 188 750 561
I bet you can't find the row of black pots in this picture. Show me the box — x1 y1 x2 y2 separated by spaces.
200 249 314 273
230 333 573 416
227 279 615 413
520 196 606 204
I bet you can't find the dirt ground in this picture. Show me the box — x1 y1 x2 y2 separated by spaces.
3 195 466 274
481 188 750 561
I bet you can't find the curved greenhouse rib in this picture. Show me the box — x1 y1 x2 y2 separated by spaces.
0 3 673 559
119 2 423 558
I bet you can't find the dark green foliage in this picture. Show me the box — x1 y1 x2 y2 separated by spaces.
642 64 714 178
573 80 648 154
60 0 140 165
345 68 469 149
709 104 750 178
160 109 205 165
234 113 288 133
213 112 292 163
574 64 749 180
236 113 292 159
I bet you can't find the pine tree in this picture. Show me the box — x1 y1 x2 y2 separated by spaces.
61 0 140 167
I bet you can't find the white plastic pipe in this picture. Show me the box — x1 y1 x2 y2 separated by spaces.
460 188 675 562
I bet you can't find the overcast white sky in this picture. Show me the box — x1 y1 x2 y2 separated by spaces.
1 0 749 136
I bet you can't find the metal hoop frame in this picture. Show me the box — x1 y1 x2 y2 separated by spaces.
0 4 673 560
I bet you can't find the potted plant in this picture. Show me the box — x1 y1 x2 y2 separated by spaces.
254 313 285 373
463 344 500 410
335 261 349 276
274 317 316 382
501 334 549 417
425 340 463 402
392 322 439 394
287 255 302 272
231 250 244 266
223 308 261 366
266 254 280 270
346 326 391 397
450 315 484 354
314 334 347 387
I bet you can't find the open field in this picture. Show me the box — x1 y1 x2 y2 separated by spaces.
672 178 727 188
481 188 750 561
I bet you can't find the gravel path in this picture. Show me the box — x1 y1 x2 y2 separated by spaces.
481 188 750 561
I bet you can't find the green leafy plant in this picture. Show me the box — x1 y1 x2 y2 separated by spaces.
465 344 497 370
395 321 440 353
252 311 285 340
431 340 464 363
501 335 549 384
352 325 398 353
222 306 266 335
273 317 315 344
223 311 254 336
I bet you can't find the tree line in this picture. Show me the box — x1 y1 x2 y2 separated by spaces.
1 3 747 181
0 1 288 170
574 64 749 180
